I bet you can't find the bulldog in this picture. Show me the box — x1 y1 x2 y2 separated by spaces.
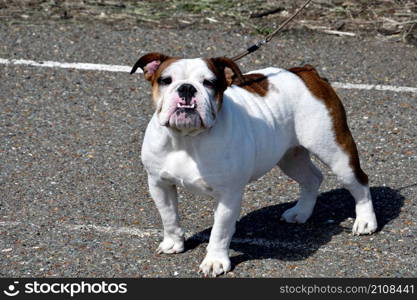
130 53 378 277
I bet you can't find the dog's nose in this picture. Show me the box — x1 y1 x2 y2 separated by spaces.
178 84 197 104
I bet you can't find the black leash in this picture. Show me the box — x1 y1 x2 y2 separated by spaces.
230 0 313 61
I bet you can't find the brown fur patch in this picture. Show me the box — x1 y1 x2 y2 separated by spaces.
204 58 269 108
150 57 179 106
289 64 369 185
235 73 269 97
131 52 170 77
204 58 240 110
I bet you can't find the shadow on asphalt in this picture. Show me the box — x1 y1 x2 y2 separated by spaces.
186 186 404 271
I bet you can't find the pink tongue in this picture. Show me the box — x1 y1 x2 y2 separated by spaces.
177 98 197 107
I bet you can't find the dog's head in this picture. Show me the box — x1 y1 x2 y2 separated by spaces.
131 53 244 134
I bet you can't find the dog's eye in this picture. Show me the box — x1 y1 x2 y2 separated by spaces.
158 76 172 85
203 79 215 89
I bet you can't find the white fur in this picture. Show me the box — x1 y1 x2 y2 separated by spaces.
141 60 377 277
157 59 217 132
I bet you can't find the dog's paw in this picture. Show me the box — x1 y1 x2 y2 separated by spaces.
352 215 377 235
199 252 231 277
156 237 184 254
281 205 312 224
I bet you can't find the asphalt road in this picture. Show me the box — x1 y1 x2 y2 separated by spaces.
0 23 416 277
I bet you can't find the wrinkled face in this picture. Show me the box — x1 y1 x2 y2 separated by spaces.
152 58 219 131
131 53 243 134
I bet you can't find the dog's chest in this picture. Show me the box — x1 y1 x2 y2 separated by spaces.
158 151 215 196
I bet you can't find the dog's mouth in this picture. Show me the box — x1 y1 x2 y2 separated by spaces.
166 105 203 129
177 103 196 109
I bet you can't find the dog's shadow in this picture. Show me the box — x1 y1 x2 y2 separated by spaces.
186 186 404 269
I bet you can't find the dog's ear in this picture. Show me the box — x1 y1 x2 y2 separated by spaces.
130 52 170 80
209 57 244 87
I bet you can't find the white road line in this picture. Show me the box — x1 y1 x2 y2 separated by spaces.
65 224 160 239
0 58 131 73
64 223 304 249
1 220 304 249
331 82 417 93
0 221 21 226
1 57 416 94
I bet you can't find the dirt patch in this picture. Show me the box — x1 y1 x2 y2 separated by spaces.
1 1 416 46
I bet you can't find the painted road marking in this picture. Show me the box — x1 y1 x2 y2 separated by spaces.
0 58 131 73
0 221 306 250
331 82 417 93
64 224 308 249
1 58 416 93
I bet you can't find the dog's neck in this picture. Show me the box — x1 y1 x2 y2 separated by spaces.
152 117 210 151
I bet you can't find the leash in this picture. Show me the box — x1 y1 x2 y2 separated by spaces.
230 0 313 61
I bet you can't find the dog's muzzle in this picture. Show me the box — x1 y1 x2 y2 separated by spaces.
167 84 203 129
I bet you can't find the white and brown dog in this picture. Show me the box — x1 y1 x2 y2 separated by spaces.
130 53 377 277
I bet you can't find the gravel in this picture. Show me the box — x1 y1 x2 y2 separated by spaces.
0 23 416 277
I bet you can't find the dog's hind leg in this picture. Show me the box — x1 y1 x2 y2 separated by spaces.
289 65 377 235
278 146 323 223
300 132 378 235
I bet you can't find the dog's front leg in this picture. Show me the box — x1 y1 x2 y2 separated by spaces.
148 176 184 254
199 191 243 277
